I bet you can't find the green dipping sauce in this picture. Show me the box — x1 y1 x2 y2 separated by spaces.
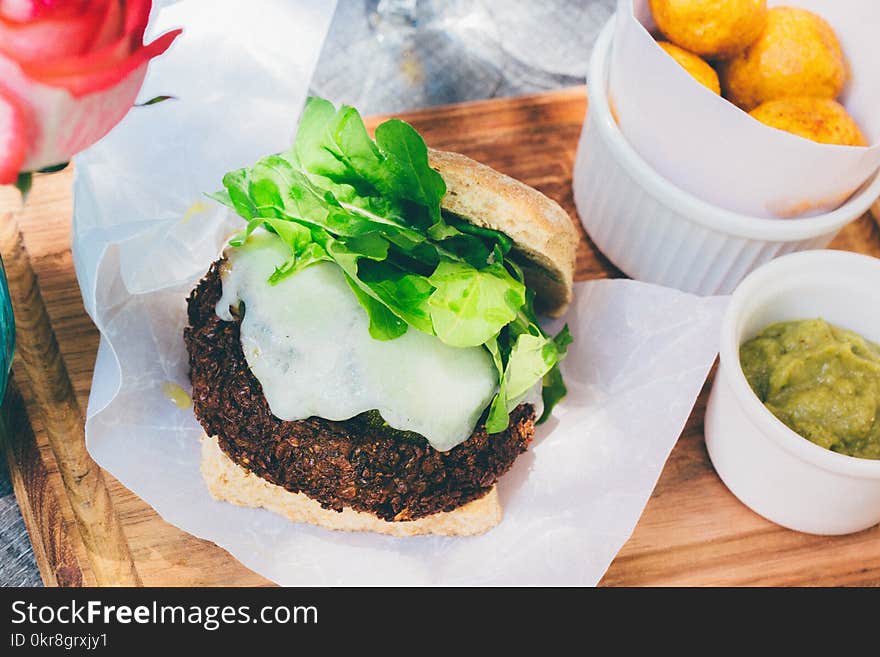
740 319 880 460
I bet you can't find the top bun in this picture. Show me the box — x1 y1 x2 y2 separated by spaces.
429 149 577 318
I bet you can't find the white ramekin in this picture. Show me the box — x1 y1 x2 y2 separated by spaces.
574 19 880 296
705 250 880 535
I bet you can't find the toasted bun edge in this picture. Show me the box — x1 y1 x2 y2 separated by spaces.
200 434 502 537
428 148 577 317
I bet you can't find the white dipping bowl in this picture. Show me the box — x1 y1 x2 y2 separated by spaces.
574 19 880 296
705 250 880 535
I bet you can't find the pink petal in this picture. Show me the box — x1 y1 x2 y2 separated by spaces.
20 27 181 97
85 0 124 51
0 86 29 184
0 1 86 22
0 3 108 60
121 0 151 46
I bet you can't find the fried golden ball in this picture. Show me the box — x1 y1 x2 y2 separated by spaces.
657 41 721 94
650 0 767 59
720 7 849 111
749 97 866 146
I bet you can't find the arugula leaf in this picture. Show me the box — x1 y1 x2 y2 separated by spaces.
358 259 434 333
290 96 338 173
228 218 264 247
485 331 559 434
553 323 574 353
374 118 446 225
504 334 558 401
427 261 526 348
344 275 408 340
323 238 434 334
293 98 386 198
539 365 566 424
484 337 511 433
450 217 514 257
268 242 330 284
263 217 312 250
206 189 232 207
539 326 572 423
436 234 491 268
259 218 331 283
215 95 572 435
221 168 258 220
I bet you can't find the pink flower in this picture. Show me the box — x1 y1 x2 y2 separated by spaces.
0 0 181 184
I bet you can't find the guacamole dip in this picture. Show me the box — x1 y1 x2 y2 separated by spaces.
740 319 880 460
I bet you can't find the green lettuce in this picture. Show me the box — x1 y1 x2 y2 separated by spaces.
427 261 525 348
212 96 571 432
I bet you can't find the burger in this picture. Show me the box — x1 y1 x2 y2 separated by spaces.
185 97 577 536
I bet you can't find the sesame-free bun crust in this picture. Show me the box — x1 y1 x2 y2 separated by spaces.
201 435 502 537
429 149 577 317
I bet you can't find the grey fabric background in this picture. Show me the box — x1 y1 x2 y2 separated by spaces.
0 0 615 587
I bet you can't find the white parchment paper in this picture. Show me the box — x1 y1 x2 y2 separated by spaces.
611 0 880 218
71 0 728 585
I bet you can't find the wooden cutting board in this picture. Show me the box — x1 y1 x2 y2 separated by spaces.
3 87 880 587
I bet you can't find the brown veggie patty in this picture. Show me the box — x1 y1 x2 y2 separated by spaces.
185 260 534 522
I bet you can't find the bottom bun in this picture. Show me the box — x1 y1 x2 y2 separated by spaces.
200 434 502 537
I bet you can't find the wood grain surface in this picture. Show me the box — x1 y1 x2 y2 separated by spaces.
0 215 140 586
2 86 879 587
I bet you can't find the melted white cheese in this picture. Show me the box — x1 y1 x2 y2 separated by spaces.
215 231 498 451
